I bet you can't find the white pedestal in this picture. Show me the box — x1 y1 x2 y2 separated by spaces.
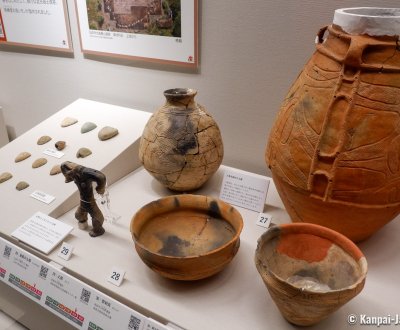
0 99 399 330
0 99 152 233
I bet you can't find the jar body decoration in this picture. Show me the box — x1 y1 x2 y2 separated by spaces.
139 88 224 192
266 8 400 242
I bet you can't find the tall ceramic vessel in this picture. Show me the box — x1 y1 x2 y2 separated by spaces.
266 8 400 242
140 88 224 192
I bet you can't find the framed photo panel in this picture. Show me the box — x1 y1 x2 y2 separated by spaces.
75 0 198 67
0 0 72 52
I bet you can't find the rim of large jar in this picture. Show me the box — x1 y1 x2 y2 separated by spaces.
333 7 400 36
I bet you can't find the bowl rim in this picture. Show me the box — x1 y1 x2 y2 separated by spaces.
131 194 244 260
255 222 368 294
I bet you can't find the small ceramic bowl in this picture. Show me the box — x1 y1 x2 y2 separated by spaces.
131 194 243 280
255 223 367 326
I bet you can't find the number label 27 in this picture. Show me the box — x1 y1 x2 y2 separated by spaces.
256 213 272 228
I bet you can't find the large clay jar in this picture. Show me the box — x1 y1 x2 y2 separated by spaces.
139 88 224 191
266 8 400 242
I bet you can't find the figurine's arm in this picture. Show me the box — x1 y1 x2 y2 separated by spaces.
84 168 107 195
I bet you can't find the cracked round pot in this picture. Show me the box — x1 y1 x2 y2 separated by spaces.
266 8 400 242
131 194 243 280
139 88 224 192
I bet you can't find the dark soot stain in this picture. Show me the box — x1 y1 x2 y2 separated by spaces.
176 134 197 155
158 235 190 257
208 200 222 219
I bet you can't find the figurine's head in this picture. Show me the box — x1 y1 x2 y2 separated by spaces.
61 161 78 183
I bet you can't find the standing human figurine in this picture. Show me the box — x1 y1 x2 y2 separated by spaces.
61 161 107 237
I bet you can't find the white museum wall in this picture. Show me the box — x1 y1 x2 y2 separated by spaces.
0 0 398 175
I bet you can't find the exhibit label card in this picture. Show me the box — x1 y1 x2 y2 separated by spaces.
0 238 48 304
0 239 11 283
219 169 270 212
30 190 55 204
11 212 73 254
87 290 146 330
6 249 47 303
0 0 72 51
42 266 147 330
43 148 64 159
43 268 90 328
0 237 149 330
144 318 170 330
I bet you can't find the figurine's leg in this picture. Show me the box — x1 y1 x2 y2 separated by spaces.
75 206 89 230
89 203 105 237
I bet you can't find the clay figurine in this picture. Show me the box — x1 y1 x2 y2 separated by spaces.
61 161 106 237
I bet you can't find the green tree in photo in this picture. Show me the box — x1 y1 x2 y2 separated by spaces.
87 0 104 30
168 0 181 37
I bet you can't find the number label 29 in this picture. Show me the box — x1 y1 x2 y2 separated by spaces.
57 242 73 261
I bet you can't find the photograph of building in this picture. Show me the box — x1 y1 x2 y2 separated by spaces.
87 0 181 37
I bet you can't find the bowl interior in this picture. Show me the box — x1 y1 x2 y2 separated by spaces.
132 195 243 258
257 225 366 292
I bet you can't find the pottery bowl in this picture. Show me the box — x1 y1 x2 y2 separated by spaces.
131 194 243 280
255 223 367 326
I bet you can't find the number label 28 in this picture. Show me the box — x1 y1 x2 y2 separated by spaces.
111 271 120 281
107 267 125 287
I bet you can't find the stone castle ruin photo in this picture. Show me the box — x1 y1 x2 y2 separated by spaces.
87 0 182 37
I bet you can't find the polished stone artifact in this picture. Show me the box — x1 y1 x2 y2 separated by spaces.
98 126 118 141
61 117 78 127
55 141 66 151
255 223 367 326
76 147 92 158
37 135 51 145
61 161 106 237
0 172 12 183
15 152 31 163
32 158 47 168
81 122 97 134
266 8 400 242
16 181 29 191
50 164 61 176
139 88 224 191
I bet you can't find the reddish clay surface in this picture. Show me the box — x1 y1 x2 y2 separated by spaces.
277 233 332 263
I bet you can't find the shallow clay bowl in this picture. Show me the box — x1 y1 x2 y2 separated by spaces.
255 223 367 326
131 194 243 280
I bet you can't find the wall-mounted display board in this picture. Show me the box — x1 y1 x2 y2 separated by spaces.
75 0 198 67
0 0 72 52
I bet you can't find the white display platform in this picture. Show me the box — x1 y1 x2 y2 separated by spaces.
0 99 152 230
52 167 400 330
0 107 8 148
0 100 399 329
